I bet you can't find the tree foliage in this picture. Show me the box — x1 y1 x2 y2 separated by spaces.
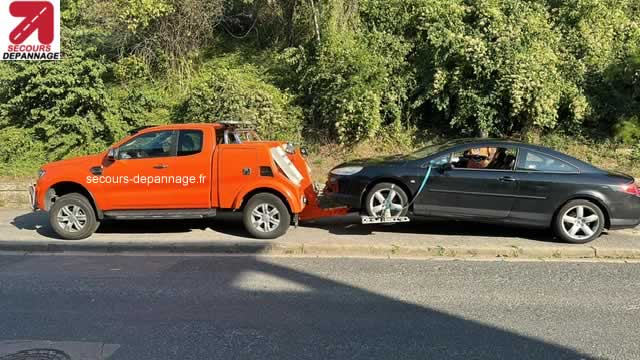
175 56 303 141
0 0 639 175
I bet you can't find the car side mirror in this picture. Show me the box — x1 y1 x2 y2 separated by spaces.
107 147 118 161
427 160 451 171
440 162 452 171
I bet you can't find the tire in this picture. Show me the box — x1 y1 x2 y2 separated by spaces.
243 193 291 239
364 182 409 217
49 193 99 240
554 199 605 244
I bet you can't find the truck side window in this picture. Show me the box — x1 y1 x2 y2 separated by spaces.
118 131 176 160
178 130 203 156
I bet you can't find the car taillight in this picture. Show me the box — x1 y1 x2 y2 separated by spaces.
620 182 640 196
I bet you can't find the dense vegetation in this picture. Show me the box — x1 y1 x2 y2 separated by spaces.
0 0 639 177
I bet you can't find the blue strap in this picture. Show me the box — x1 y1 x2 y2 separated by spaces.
416 165 432 197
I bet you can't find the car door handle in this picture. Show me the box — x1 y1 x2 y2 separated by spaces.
153 164 169 169
498 176 516 182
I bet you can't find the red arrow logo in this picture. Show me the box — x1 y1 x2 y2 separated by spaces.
9 1 54 45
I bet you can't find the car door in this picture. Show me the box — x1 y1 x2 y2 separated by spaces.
101 130 178 209
414 146 519 219
508 148 581 225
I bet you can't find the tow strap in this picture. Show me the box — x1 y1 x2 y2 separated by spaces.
381 165 433 214
404 165 432 210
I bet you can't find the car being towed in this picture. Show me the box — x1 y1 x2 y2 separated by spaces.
324 139 640 243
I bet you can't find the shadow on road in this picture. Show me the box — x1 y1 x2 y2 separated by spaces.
0 252 595 359
10 211 250 240
8 210 581 243
303 213 561 241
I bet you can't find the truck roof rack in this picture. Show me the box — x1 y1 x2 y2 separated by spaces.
215 121 256 129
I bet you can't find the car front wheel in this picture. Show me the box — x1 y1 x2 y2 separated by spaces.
243 193 291 239
49 193 99 240
364 182 409 218
554 199 605 244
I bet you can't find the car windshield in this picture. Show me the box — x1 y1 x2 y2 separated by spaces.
404 140 459 160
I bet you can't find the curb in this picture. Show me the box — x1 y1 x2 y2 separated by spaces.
1 240 640 260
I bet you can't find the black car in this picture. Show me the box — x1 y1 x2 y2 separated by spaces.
324 139 640 243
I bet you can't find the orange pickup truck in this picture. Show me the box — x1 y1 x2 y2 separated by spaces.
30 122 335 240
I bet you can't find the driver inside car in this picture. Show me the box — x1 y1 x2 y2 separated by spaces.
464 147 496 169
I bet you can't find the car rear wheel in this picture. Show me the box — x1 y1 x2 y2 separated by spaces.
49 193 99 240
243 193 291 239
554 199 605 244
365 182 409 218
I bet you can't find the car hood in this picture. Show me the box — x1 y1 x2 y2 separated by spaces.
42 154 104 170
335 154 409 168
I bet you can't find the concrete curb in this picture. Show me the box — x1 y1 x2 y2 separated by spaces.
2 239 640 260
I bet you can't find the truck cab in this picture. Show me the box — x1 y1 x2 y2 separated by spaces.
31 123 312 240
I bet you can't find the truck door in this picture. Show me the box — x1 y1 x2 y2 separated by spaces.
171 129 214 208
101 130 178 209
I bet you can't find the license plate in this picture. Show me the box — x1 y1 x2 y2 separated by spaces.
361 216 410 224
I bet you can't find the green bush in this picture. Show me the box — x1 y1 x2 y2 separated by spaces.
291 29 411 143
613 116 640 145
175 57 303 141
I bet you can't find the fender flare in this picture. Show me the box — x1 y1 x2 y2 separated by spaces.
45 181 105 219
232 180 303 214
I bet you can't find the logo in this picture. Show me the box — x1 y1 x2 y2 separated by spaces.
1 0 60 60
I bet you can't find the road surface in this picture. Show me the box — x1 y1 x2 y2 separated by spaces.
1 253 639 359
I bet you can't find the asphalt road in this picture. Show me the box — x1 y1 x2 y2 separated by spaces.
1 254 639 359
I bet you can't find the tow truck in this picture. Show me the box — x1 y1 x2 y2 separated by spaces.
30 122 348 240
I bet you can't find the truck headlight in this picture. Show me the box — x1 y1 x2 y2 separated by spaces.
330 166 363 176
37 168 46 179
283 143 295 154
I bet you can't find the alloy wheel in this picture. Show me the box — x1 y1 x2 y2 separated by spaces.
56 205 87 233
561 205 600 241
251 203 281 233
369 188 405 217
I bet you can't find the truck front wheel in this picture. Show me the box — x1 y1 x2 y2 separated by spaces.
49 193 100 240
243 193 291 239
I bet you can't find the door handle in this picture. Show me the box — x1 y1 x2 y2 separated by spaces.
153 164 168 169
498 176 516 182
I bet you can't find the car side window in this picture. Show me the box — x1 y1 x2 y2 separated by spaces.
448 146 518 170
118 131 176 160
516 149 578 173
178 130 203 156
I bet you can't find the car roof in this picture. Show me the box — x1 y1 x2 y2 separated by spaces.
436 138 602 173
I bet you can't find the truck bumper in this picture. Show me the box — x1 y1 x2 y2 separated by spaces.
28 184 37 211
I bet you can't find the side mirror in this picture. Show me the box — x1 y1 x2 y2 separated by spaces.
107 147 118 161
427 160 451 171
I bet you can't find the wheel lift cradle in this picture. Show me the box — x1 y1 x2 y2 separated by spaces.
294 154 432 225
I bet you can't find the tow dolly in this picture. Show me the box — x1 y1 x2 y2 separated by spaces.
296 156 433 225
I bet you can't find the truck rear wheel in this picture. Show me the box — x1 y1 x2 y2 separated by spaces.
49 193 99 240
243 193 290 239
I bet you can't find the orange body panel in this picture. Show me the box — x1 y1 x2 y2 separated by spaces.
34 123 307 215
